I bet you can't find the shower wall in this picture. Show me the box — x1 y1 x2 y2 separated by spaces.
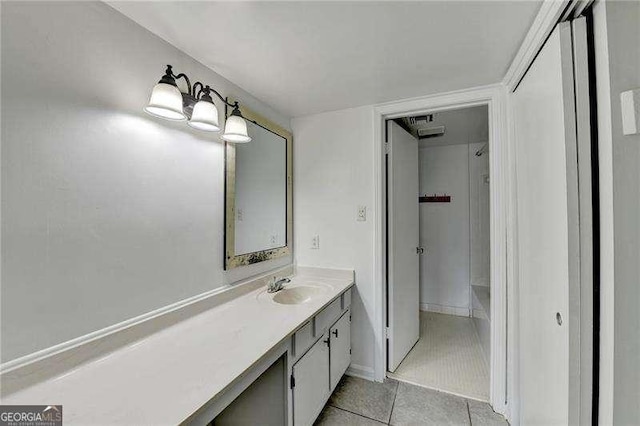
470 144 490 288
418 142 489 314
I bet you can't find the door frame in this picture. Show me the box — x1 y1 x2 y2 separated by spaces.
372 84 512 416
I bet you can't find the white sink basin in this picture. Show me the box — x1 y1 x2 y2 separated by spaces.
272 286 326 305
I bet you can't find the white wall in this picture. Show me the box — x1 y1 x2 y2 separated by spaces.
418 142 489 312
292 106 376 378
419 144 470 311
0 1 291 362
470 144 490 288
593 1 640 423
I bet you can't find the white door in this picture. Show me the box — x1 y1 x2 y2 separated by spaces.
387 120 420 372
329 310 351 390
292 334 330 426
513 21 588 425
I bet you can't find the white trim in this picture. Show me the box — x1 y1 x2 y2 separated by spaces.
502 1 570 91
420 303 470 318
0 265 293 375
372 84 511 418
592 1 614 423
345 363 375 381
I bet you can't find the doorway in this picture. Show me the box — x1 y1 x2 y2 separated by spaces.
372 85 510 415
385 106 492 402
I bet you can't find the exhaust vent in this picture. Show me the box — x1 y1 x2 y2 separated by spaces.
408 114 434 125
417 126 445 139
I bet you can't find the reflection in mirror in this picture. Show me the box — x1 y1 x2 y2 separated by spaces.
225 104 292 269
234 121 287 255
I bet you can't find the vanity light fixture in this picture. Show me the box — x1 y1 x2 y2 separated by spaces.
145 65 252 142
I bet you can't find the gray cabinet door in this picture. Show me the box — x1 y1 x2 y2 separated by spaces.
329 310 351 391
292 333 330 426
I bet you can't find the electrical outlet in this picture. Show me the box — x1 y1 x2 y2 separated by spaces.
311 235 320 249
357 206 367 222
236 208 243 222
270 235 277 244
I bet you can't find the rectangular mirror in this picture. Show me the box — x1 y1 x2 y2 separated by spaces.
224 104 292 269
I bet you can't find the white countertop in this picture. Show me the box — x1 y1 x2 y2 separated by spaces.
1 270 354 425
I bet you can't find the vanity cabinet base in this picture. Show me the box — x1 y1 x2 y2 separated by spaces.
291 308 351 426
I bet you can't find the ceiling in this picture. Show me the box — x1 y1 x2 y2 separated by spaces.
109 1 541 118
397 105 488 148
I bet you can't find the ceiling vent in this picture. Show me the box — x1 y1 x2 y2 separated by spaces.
408 114 434 125
417 126 445 139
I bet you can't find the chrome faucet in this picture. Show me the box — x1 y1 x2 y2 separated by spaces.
267 276 290 293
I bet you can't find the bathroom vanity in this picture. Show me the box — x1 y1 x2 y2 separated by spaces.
209 269 353 426
1 267 354 426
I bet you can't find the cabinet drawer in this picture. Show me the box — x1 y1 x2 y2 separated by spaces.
314 298 342 337
294 321 314 358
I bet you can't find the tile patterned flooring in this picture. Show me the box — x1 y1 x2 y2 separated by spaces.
387 312 490 401
315 376 508 426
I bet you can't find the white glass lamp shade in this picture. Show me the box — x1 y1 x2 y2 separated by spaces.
222 115 252 143
187 100 220 132
144 83 186 121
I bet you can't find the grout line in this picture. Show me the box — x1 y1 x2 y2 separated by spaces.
387 380 400 424
466 400 473 425
328 405 386 424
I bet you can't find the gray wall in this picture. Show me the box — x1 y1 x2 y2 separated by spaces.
1 1 291 362
593 0 640 423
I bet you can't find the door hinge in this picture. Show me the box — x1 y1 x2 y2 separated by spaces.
349 313 352 321
290 374 295 389
385 327 390 339
384 142 390 154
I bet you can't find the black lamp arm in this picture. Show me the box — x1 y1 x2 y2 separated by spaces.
165 65 238 108
172 72 192 96
207 87 238 108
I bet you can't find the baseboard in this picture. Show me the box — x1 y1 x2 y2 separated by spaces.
420 303 470 317
346 363 375 381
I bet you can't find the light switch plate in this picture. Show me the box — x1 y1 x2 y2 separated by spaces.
311 235 320 249
357 206 367 222
621 89 640 135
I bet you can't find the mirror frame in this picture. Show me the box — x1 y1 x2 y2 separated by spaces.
224 101 293 269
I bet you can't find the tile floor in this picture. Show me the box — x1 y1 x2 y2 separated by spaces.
315 376 508 426
387 311 490 401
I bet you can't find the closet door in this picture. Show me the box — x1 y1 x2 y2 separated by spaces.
387 120 420 372
512 20 591 425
